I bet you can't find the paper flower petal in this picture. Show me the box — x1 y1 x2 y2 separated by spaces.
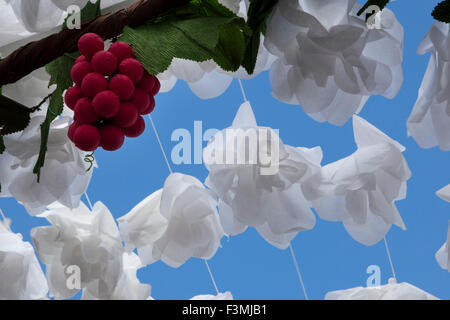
325 278 439 300
204 101 321 249
407 22 450 151
118 173 224 268
265 0 404 125
303 115 410 246
0 219 48 300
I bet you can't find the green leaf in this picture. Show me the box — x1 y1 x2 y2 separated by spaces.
241 0 278 75
120 15 247 74
119 0 248 74
63 0 102 28
32 0 101 182
0 136 4 155
432 0 450 23
213 23 246 71
0 95 32 135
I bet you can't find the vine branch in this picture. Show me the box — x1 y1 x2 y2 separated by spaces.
0 0 189 87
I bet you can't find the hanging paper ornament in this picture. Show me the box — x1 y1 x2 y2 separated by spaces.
190 291 234 300
0 218 48 300
407 22 450 151
2 67 57 112
31 201 125 299
203 101 322 249
7 0 89 32
303 115 411 246
82 252 151 300
325 278 439 300
118 173 224 268
0 115 94 216
264 0 404 126
435 185 450 272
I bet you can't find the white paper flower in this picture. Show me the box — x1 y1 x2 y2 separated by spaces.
435 185 450 272
204 101 321 249
407 22 450 151
190 291 233 300
6 0 88 32
0 218 48 300
325 278 439 300
303 115 411 246
158 0 275 99
31 201 124 299
0 115 94 216
264 0 404 126
82 252 151 300
118 173 224 268
0 0 32 49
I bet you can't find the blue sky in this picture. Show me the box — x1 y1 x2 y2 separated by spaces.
1 0 450 300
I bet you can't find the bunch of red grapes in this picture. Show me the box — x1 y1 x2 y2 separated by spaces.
65 33 160 152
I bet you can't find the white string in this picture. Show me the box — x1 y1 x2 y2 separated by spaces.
289 244 309 300
0 207 6 221
237 79 248 102
383 236 397 282
148 115 173 174
238 78 310 299
147 114 220 294
204 259 219 295
84 192 94 211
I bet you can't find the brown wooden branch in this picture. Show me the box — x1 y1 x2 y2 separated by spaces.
0 0 189 86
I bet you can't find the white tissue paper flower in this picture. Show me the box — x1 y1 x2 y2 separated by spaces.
0 115 94 216
407 22 450 151
435 185 450 272
0 218 48 300
203 101 321 249
82 252 151 300
190 291 234 300
0 0 32 49
118 173 224 268
5 0 89 32
264 0 403 126
325 278 439 300
303 115 411 246
31 201 125 299
158 0 275 99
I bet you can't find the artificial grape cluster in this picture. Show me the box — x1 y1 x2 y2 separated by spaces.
65 33 161 152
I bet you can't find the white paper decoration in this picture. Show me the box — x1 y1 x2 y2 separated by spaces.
190 291 233 300
408 22 450 151
303 115 411 246
435 185 450 272
204 101 321 249
6 0 88 32
0 115 94 216
325 278 439 300
82 252 151 300
118 173 224 268
264 0 404 126
0 218 48 300
31 201 125 299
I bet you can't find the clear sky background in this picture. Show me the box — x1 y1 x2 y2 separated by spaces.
1 0 450 300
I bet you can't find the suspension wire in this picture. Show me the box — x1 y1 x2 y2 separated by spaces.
148 115 173 174
289 244 309 300
0 207 6 221
383 236 397 282
84 192 94 211
147 114 219 294
237 79 248 102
